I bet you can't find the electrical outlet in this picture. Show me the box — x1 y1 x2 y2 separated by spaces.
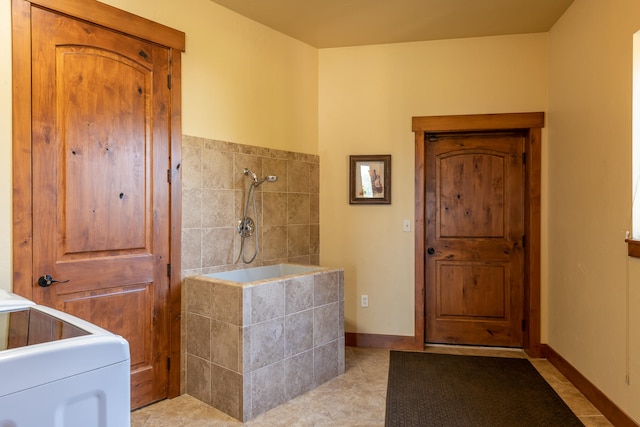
361 295 369 308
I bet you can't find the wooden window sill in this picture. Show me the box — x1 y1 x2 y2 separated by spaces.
626 239 640 258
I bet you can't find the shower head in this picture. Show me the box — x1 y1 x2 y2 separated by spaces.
243 168 258 183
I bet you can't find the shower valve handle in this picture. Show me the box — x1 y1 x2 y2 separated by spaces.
38 274 70 287
237 218 255 238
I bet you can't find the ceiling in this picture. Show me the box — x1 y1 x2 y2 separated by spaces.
208 0 574 48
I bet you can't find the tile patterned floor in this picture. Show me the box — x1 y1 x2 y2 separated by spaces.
131 346 613 426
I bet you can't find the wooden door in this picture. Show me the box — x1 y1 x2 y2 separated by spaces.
425 132 525 347
30 7 171 408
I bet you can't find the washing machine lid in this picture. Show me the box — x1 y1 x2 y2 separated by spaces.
0 292 130 397
1 307 90 351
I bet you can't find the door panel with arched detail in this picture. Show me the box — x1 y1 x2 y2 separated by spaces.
425 132 525 347
31 6 171 408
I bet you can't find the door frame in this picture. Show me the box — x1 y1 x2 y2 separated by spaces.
413 113 545 357
11 0 185 397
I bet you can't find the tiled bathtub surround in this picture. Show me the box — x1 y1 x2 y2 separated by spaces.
181 135 320 277
183 268 345 421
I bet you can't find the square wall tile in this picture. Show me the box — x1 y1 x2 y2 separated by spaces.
211 319 241 372
181 229 202 270
314 271 339 306
203 148 233 190
211 363 243 420
249 318 285 370
202 189 236 228
285 309 313 357
284 350 314 400
251 280 285 324
285 275 314 314
182 188 202 228
211 282 242 325
202 227 235 267
313 302 339 347
186 313 211 361
263 192 288 227
184 277 211 316
251 361 285 418
288 161 310 193
182 144 202 189
287 193 310 225
314 339 339 386
186 354 211 405
262 226 288 261
287 224 310 258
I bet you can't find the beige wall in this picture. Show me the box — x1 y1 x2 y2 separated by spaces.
101 0 319 156
318 34 549 336
548 0 640 420
0 1 12 291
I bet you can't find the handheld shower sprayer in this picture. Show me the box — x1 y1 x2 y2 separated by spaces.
237 168 279 263
243 168 258 183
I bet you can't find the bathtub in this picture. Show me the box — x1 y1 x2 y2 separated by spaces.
204 263 322 283
183 264 344 421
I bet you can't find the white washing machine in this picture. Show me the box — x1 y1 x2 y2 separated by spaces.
0 290 130 427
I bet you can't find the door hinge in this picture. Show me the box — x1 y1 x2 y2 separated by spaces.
522 152 527 164
167 357 171 371
522 235 526 248
168 74 172 89
167 263 171 277
522 319 526 331
167 169 172 183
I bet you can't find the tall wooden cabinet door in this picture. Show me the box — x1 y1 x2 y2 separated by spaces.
425 132 525 347
31 6 172 408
